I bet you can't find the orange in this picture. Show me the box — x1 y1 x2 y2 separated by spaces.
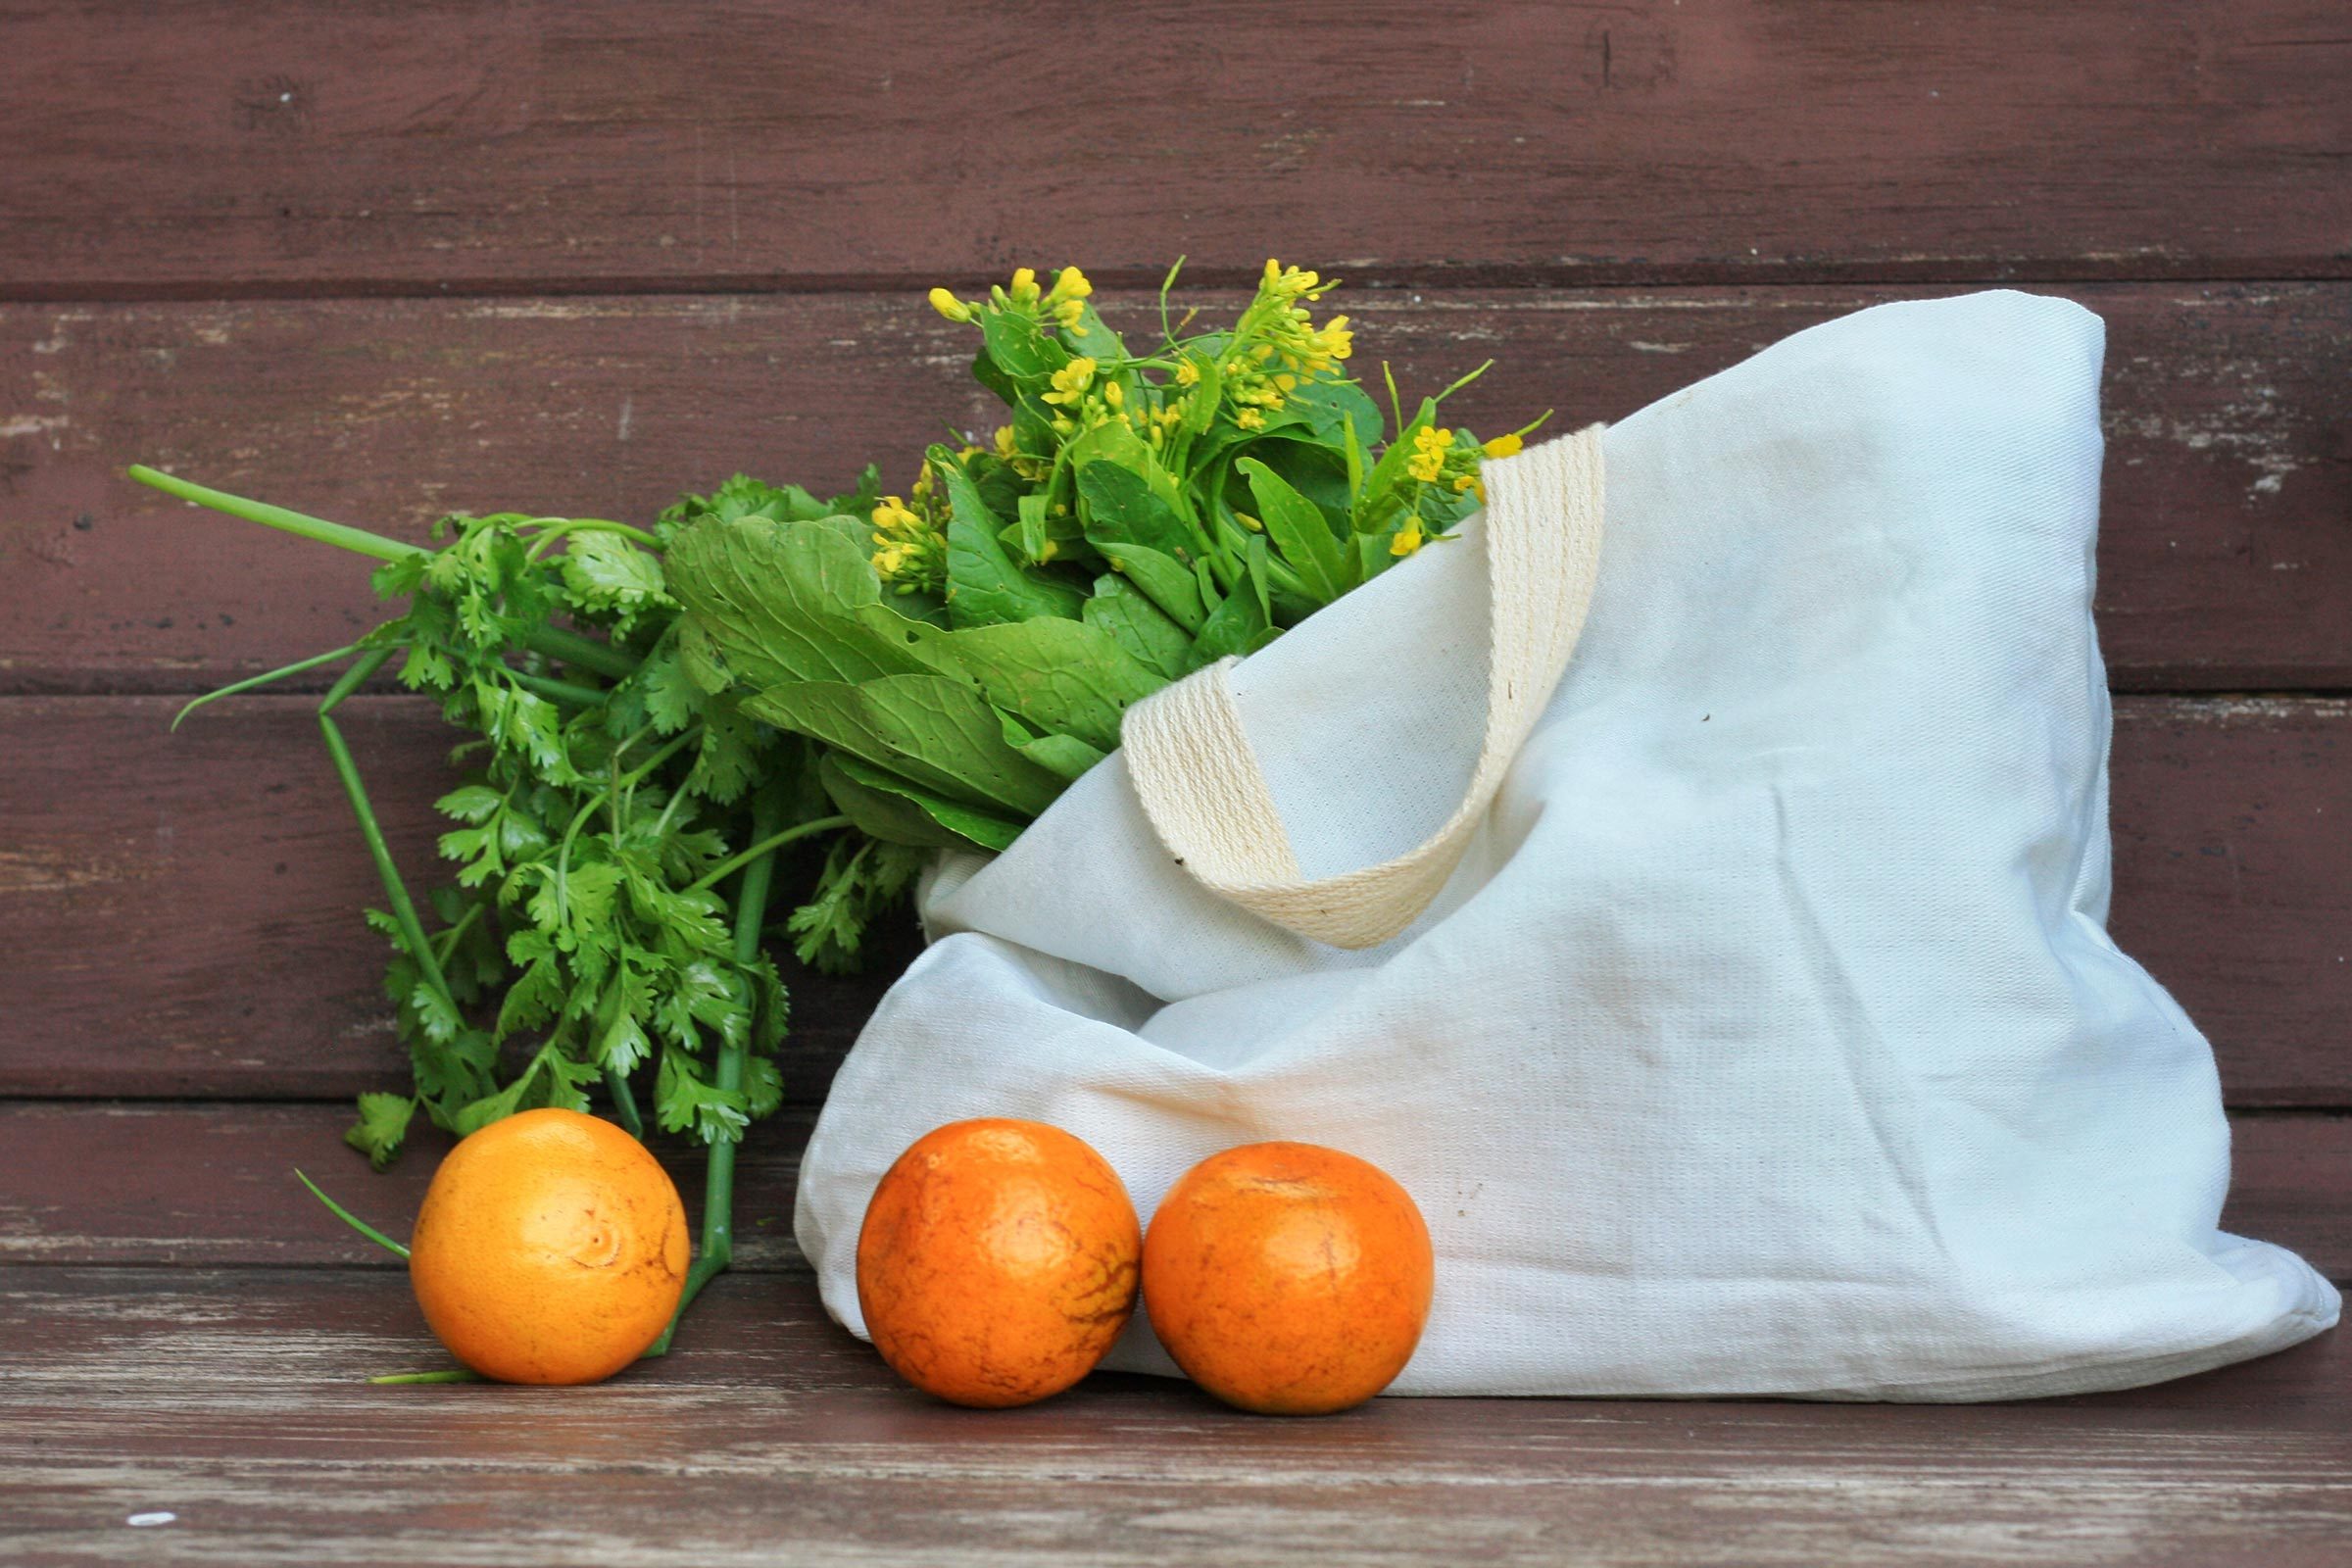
409 1106 689 1385
857 1119 1141 1407
1143 1142 1434 1415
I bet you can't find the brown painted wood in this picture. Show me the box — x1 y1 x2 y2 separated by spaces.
0 1265 2344 1566
1 695 2344 1102
3 284 2347 695
0 693 921 1101
4 1101 2344 1285
0 3 2347 297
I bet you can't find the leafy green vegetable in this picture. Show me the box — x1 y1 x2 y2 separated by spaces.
666 258 1543 864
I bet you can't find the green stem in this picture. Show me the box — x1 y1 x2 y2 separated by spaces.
684 815 850 895
430 902 484 967
606 1068 646 1141
507 667 609 708
318 650 459 1017
125 465 643 683
172 641 364 730
524 517 665 559
369 1369 484 1386
648 794 787 1357
295 1169 411 1259
523 624 639 682
128 465 420 563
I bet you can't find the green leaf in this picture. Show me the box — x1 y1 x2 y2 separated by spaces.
743 1055 785 1121
1083 575 1195 679
1066 418 1187 519
862 611 1164 752
659 473 845 532
1239 457 1346 605
818 753 1022 852
1078 460 1205 567
635 637 702 733
560 533 671 627
603 1016 652 1078
411 982 463 1046
786 837 932 973
686 700 767 804
345 1093 417 1169
665 515 930 689
980 310 1071 380
946 517 1087 628
1055 300 1125 364
400 643 455 692
435 784 504 825
1190 578 1278 664
1012 731 1107 782
744 674 1067 817
657 1050 750 1145
1354 395 1440 530
494 955 564 1042
1287 375 1385 449
1179 352 1224 436
937 460 1085 627
1095 540 1205 632
1015 492 1053 563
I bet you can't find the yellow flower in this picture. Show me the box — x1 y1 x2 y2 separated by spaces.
1102 381 1124 410
1406 425 1453 483
870 494 949 591
1453 473 1487 502
1237 408 1264 430
1056 298 1086 330
1314 315 1353 362
1042 356 1099 407
927 287 972 323
993 424 1018 460
1259 259 1324 300
1174 359 1200 387
1482 432 1523 460
1008 267 1040 303
1391 520 1424 557
1047 266 1093 304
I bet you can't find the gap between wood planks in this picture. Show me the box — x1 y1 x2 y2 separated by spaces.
7 266 2352 307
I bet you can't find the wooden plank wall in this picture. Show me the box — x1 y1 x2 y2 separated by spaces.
0 2 2345 1276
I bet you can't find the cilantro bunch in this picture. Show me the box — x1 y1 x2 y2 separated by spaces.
667 260 1545 852
126 463 920 1341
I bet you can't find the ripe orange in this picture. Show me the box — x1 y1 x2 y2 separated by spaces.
409 1107 689 1386
1143 1142 1434 1415
857 1119 1142 1407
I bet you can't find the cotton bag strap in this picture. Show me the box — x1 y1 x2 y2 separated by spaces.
1120 422 1606 949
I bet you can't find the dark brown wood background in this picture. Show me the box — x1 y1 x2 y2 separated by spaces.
4 0 2345 1242
1 5 2347 1561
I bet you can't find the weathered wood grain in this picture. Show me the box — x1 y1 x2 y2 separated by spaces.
2 695 2344 1102
0 2 2346 297
3 284 2347 694
0 1266 2344 1567
4 1101 2344 1285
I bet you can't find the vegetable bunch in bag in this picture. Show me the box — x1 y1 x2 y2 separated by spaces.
665 260 1544 854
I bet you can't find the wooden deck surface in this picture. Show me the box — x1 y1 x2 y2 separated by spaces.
1 3 2346 1563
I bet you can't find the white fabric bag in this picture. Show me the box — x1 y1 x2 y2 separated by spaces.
795 290 2338 1399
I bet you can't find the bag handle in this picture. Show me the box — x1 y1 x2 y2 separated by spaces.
1120 423 1607 949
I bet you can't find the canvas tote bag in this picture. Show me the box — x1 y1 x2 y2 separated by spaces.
796 290 2339 1399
